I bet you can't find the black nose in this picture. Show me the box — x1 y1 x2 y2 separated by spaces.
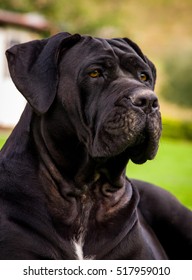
130 91 159 113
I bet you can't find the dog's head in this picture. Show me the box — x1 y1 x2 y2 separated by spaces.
6 32 161 164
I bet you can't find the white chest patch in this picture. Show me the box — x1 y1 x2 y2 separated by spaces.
72 235 94 260
73 239 84 260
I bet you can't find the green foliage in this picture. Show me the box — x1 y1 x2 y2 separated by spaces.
0 0 123 33
160 52 192 107
1 0 192 37
162 118 192 140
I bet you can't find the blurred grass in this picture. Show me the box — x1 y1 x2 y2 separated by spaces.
0 133 191 209
127 138 192 209
0 135 8 148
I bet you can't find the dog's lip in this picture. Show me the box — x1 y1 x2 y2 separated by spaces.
127 128 160 164
92 109 161 161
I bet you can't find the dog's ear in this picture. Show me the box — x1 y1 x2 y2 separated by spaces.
6 32 81 114
123 37 156 85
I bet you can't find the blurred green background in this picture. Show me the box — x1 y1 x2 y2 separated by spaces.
0 0 192 209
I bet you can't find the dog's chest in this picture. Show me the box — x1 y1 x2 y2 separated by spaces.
47 183 131 259
70 193 95 260
72 235 94 260
68 185 131 260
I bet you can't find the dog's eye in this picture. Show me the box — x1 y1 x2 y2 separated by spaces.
140 73 149 82
89 69 102 78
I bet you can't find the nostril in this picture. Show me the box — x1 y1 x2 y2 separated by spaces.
134 97 149 108
152 98 159 109
131 92 159 113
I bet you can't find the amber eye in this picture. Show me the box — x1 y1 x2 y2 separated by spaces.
89 69 102 78
140 73 148 82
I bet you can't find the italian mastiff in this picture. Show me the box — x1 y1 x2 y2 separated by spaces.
0 32 192 260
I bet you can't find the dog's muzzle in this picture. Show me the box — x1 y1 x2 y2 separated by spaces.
91 88 161 163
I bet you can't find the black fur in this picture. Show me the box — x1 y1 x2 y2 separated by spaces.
0 32 191 259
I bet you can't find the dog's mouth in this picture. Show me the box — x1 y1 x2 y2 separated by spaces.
127 126 161 164
91 110 162 164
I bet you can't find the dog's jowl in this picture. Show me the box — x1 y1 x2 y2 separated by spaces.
0 32 191 259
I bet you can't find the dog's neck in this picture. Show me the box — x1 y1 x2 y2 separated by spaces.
2 104 130 196
31 104 129 194
30 107 134 230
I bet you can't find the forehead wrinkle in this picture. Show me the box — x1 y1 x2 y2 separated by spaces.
110 45 148 71
107 39 144 67
93 37 118 58
108 38 134 54
61 37 116 69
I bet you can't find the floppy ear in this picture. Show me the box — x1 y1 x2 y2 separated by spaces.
123 37 156 85
6 32 81 114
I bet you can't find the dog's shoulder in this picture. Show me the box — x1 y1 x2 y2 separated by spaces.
131 178 192 221
131 178 192 259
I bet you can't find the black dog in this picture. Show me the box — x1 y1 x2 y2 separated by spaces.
0 32 191 260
